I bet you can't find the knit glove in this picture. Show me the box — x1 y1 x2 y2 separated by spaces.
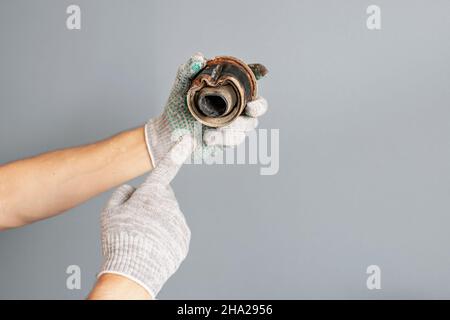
98 136 193 298
145 53 268 167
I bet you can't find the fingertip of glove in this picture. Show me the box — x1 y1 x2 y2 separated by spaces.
174 53 206 88
245 96 268 118
189 53 206 76
170 135 194 165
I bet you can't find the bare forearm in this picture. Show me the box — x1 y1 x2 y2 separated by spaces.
88 274 152 300
0 126 152 229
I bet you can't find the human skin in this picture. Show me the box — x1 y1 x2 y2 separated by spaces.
0 126 155 298
88 274 152 300
0 126 152 230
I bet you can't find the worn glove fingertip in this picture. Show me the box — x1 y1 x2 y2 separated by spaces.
170 134 194 165
171 53 206 96
185 52 206 79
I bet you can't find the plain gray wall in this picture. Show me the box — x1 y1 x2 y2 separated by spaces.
1 0 450 299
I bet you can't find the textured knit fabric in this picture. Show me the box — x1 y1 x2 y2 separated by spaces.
99 136 193 298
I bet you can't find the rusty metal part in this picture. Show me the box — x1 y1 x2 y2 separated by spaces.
187 56 267 128
248 63 268 80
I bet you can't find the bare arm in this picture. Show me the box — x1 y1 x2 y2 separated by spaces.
0 126 153 230
88 274 152 300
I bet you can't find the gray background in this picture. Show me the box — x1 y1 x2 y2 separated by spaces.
1 0 450 299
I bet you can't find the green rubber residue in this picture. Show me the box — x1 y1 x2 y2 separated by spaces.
191 62 202 73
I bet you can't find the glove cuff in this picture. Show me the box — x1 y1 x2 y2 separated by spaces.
100 231 168 298
145 115 176 168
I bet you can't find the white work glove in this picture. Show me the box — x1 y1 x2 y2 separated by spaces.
145 53 268 167
98 136 193 298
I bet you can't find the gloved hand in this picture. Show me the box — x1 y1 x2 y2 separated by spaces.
98 136 193 299
145 53 268 167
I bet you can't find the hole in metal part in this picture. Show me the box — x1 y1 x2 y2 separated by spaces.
198 95 228 117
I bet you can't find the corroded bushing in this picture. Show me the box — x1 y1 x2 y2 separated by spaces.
187 56 267 128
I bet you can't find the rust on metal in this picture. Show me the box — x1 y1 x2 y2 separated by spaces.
248 63 268 80
187 56 268 128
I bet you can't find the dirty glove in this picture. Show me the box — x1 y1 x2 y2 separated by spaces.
145 53 268 167
98 136 193 298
